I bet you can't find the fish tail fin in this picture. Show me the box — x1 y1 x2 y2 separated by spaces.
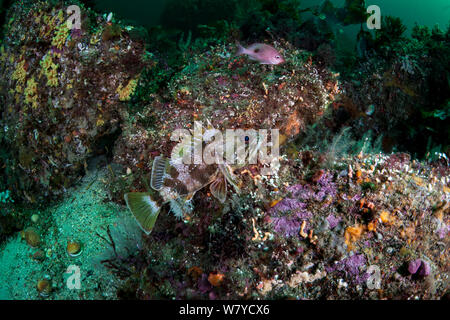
124 192 162 234
150 156 166 190
235 41 246 56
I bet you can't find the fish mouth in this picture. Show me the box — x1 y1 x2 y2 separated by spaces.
275 57 286 64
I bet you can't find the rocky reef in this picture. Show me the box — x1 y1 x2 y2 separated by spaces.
0 0 146 204
0 0 448 300
112 40 339 194
104 150 449 300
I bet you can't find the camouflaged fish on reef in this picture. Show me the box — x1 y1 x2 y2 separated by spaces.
124 130 250 234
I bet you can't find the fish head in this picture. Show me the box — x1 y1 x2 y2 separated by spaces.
270 53 285 65
260 44 284 65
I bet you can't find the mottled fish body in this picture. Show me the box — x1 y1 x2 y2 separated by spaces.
125 139 238 234
155 159 220 201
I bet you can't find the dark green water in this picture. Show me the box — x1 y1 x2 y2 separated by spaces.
92 0 449 32
305 0 450 31
93 0 166 28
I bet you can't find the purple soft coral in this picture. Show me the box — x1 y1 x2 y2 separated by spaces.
327 214 341 229
287 172 337 203
270 172 338 237
270 198 312 237
326 254 367 284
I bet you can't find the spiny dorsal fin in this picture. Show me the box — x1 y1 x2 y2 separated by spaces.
150 156 166 191
210 173 227 203
124 192 161 234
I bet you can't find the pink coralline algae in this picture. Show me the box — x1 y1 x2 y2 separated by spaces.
270 199 311 237
408 259 422 274
271 216 305 238
270 198 308 213
216 76 228 86
326 254 368 284
270 172 338 237
338 254 366 276
326 214 341 229
287 172 337 204
384 153 411 170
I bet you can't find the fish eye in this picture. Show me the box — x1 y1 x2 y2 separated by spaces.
276 55 280 59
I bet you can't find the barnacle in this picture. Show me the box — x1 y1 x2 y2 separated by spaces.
66 240 82 257
36 279 51 297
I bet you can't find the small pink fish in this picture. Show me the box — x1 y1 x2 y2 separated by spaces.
235 42 285 65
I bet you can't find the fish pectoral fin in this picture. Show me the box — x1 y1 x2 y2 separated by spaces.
124 192 161 234
150 156 166 191
169 197 193 219
210 174 227 203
